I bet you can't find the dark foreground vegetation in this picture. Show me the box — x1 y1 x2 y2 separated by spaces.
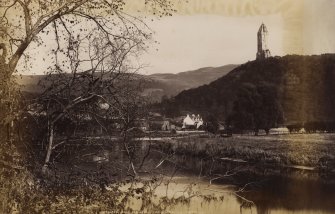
0 126 207 213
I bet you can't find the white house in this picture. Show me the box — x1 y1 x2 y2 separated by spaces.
182 114 203 129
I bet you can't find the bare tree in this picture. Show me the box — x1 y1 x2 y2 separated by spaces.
0 0 176 175
0 0 174 74
0 0 175 133
35 22 152 173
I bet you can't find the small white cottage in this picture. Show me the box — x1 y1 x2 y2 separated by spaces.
182 114 203 129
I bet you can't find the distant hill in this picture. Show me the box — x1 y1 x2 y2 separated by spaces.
172 54 335 124
142 64 238 101
18 64 238 102
149 64 238 90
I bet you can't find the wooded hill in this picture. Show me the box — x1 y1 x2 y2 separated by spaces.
171 54 335 125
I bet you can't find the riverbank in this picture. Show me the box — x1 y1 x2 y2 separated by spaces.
4 133 335 213
151 133 335 173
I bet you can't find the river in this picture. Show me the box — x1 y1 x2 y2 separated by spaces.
57 140 335 214
120 172 335 214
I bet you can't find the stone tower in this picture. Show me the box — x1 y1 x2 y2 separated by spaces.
256 23 271 60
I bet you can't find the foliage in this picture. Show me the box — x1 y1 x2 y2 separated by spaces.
228 82 283 134
0 128 34 213
160 95 180 117
204 114 220 134
0 167 197 213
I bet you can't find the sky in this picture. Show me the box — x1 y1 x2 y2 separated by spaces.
141 14 284 74
140 0 335 74
17 0 335 75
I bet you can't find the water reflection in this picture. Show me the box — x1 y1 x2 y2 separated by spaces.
125 177 253 214
138 155 335 214
133 175 335 214
239 175 335 214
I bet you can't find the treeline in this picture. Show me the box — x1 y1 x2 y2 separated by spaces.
287 121 335 133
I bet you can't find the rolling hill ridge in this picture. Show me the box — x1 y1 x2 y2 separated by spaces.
18 64 238 102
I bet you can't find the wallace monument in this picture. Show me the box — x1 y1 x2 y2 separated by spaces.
256 23 271 60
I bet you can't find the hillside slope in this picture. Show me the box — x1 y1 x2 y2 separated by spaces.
173 54 335 124
142 64 238 101
18 64 238 102
149 64 237 90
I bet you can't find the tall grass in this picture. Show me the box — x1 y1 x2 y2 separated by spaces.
152 134 335 170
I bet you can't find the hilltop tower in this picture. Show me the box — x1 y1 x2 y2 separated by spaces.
256 23 271 60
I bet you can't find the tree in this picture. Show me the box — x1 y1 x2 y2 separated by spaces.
204 114 219 134
34 25 152 173
160 96 180 118
227 83 257 133
229 82 283 135
0 0 174 131
0 0 175 174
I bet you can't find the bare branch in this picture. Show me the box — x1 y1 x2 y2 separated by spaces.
0 43 8 61
17 0 32 36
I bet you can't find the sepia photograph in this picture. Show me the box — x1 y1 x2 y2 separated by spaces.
1 0 335 213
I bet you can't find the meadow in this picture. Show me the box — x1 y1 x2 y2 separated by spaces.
152 133 335 171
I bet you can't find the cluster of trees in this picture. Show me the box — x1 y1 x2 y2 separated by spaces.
159 95 180 117
156 82 284 136
228 82 283 135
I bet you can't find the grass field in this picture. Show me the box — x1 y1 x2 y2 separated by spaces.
153 133 335 170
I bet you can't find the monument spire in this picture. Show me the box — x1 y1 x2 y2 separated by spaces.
256 23 271 60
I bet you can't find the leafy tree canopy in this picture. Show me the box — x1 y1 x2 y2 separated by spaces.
228 82 283 135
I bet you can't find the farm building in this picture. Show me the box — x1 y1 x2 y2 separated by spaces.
182 114 203 129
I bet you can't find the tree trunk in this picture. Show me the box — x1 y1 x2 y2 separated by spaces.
42 123 54 174
0 61 15 141
265 128 270 135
